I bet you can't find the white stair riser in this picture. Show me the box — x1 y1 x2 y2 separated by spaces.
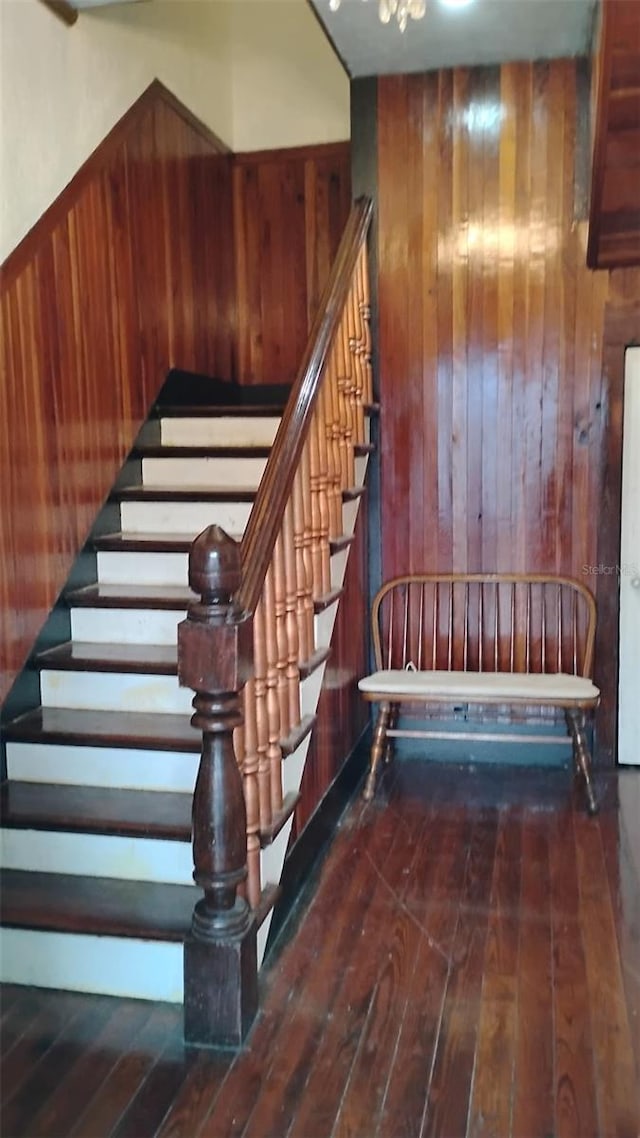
6 742 199 792
40 671 192 715
343 498 360 538
160 417 280 448
257 817 293 965
355 453 369 487
301 663 327 721
142 456 267 490
119 500 252 535
314 601 340 650
331 548 349 590
97 551 189 587
99 541 352 589
281 734 312 799
40 664 333 720
1 929 184 1002
70 608 185 645
1 828 193 885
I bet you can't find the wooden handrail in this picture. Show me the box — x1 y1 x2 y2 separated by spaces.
237 196 373 617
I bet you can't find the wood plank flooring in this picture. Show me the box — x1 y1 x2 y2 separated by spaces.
1 760 639 1138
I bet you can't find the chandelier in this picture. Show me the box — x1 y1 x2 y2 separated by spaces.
329 0 426 34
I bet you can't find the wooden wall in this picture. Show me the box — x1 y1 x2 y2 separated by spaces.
588 0 640 268
233 143 351 385
366 61 640 762
293 503 369 839
0 81 236 703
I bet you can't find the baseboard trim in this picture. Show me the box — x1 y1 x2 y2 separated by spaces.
263 726 370 962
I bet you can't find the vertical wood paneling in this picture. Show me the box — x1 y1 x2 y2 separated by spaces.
379 60 611 583
0 82 235 703
377 61 625 728
375 60 640 760
233 143 351 385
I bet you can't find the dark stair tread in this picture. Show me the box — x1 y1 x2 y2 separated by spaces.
299 646 331 681
0 782 191 841
3 707 200 752
342 486 366 502
329 534 354 555
156 405 284 418
111 486 257 503
313 587 344 614
260 792 299 848
280 713 316 758
35 642 179 675
0 869 195 942
65 583 195 609
94 531 349 556
134 444 272 459
93 531 242 553
354 442 375 456
35 638 333 679
3 704 319 761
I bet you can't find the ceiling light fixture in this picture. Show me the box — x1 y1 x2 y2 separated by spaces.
329 0 427 34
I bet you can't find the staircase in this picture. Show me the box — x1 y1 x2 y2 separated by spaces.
0 388 370 1002
0 197 374 1039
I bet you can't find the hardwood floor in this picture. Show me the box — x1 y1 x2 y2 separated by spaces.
1 759 639 1138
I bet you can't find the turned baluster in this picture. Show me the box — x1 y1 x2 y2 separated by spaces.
253 598 272 833
346 288 365 461
312 407 332 596
263 566 284 817
338 313 356 488
177 525 257 1048
240 681 261 909
272 531 290 740
292 464 314 662
321 370 343 538
308 419 324 595
358 248 374 407
282 501 301 729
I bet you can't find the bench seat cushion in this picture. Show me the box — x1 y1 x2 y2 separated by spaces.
358 670 600 704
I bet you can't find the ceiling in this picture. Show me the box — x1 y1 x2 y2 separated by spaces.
309 0 598 79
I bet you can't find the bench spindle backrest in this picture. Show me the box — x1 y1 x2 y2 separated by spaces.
372 574 596 679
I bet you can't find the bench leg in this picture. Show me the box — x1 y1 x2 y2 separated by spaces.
565 709 598 815
384 703 399 765
363 701 391 801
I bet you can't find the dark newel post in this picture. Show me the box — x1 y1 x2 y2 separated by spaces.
178 525 257 1048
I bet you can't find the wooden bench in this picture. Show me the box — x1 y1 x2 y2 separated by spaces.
359 574 600 813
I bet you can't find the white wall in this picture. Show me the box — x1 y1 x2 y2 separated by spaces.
230 0 350 152
0 0 350 264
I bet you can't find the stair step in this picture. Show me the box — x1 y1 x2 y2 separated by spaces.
134 444 272 459
3 707 200 752
66 583 194 610
140 456 267 491
1 782 191 841
314 586 343 614
112 486 257 503
93 531 241 553
93 532 229 554
35 642 178 675
157 405 284 418
342 485 367 502
157 412 281 449
0 869 194 942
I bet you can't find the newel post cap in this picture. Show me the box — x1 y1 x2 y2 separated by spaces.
189 525 242 605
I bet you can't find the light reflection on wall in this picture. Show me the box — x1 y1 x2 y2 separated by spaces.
437 221 564 265
449 98 506 136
